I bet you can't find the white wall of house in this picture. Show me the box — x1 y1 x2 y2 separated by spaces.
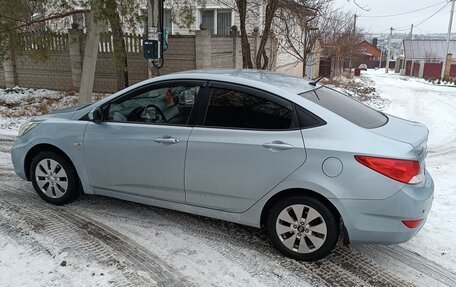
165 0 263 36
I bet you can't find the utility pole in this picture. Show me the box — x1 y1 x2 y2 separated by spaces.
441 0 455 80
348 14 357 76
409 24 414 40
147 0 162 77
385 27 393 73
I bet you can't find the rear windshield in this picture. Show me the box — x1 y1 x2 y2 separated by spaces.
299 87 388 129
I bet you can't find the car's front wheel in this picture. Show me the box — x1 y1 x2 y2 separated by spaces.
30 151 79 205
267 195 339 261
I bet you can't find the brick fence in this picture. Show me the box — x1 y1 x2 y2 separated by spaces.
1 29 277 93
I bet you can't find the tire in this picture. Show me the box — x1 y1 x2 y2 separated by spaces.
267 195 339 261
30 151 79 205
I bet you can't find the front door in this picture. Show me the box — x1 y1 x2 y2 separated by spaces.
83 81 203 202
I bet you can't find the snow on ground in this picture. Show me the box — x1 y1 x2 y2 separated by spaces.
0 87 106 136
0 87 77 136
359 69 456 272
0 164 119 287
0 233 117 287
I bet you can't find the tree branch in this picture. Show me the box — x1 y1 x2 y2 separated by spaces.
18 9 88 28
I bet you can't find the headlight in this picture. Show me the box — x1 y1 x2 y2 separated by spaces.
18 121 38 137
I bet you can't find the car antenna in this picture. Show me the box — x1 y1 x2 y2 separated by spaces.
309 70 332 86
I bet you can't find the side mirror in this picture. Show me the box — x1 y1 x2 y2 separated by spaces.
88 107 104 123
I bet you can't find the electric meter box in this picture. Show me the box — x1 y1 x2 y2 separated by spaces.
144 39 160 60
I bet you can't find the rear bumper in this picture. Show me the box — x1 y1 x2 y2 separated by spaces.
331 171 434 244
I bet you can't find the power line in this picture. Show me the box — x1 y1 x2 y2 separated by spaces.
353 0 370 12
414 2 450 28
376 2 450 33
358 1 446 18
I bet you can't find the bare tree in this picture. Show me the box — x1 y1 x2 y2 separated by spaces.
275 1 331 77
235 0 254 68
104 0 128 90
319 8 362 77
228 0 336 70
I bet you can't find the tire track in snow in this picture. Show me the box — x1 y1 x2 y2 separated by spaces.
0 185 195 287
370 245 456 287
61 191 416 287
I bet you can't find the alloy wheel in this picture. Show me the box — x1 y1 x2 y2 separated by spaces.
34 158 68 199
275 204 328 253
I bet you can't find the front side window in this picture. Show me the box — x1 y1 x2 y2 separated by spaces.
107 85 200 125
204 88 293 130
300 87 387 129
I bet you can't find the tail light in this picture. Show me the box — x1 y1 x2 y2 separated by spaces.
355 156 423 184
402 219 423 228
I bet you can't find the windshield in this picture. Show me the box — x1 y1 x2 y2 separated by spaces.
299 87 388 129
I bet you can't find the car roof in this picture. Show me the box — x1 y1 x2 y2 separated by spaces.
153 69 320 95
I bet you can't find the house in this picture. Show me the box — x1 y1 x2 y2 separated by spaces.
163 0 262 35
398 39 456 78
357 38 384 69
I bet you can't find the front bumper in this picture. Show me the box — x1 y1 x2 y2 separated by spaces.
11 137 29 180
331 171 434 244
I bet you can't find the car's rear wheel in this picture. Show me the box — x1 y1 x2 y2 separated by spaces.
30 151 79 205
267 195 339 261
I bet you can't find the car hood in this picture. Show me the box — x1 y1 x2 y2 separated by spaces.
32 104 91 121
371 114 429 148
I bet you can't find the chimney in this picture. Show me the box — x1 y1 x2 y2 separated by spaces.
372 37 378 48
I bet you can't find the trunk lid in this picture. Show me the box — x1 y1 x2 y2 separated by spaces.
371 115 428 160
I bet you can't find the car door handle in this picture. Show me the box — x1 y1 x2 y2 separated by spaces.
154 137 180 144
263 141 294 151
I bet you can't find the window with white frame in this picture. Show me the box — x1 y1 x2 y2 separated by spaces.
217 10 231 35
201 10 215 34
199 9 232 35
163 9 173 35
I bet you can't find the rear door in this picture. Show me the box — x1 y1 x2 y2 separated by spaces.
185 82 306 212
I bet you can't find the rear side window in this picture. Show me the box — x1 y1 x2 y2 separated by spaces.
300 87 387 128
296 105 326 128
204 88 293 130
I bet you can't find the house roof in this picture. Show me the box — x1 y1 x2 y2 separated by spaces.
359 40 381 54
403 39 456 60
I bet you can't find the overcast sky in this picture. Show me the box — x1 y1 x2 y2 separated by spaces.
333 0 454 34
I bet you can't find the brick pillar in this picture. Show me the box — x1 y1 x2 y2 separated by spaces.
231 26 242 68
418 60 425 78
444 53 453 78
195 23 211 69
68 28 83 91
3 52 17 88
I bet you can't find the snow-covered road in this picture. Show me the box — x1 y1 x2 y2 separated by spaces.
1 71 456 286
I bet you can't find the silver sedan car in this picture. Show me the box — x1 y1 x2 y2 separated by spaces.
11 70 434 261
